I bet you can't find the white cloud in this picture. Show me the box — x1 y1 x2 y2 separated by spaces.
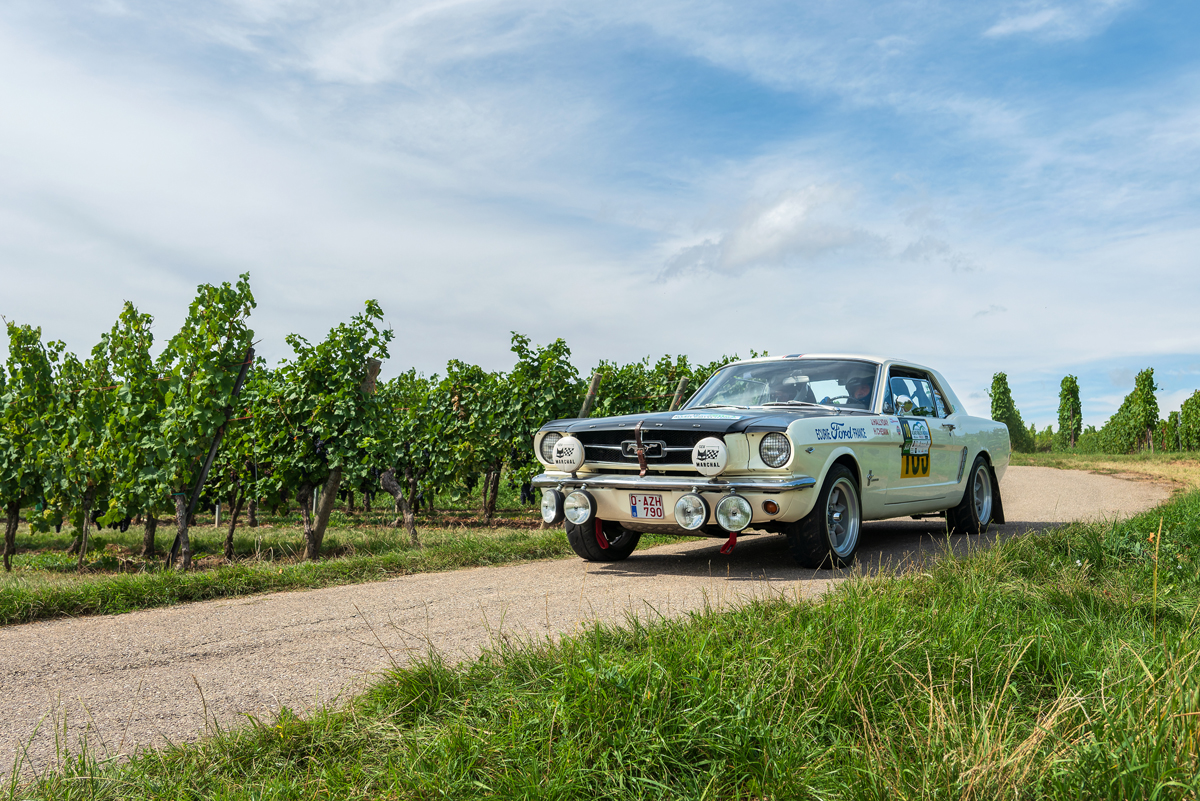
659 185 885 277
984 1 1131 41
985 8 1065 38
1159 387 1198 417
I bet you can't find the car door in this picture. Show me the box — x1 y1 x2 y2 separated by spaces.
883 371 957 507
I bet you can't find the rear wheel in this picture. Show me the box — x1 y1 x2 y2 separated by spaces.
786 464 861 569
564 518 642 561
948 456 994 534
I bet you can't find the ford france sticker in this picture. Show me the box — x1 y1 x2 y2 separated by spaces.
813 421 867 442
671 413 743 420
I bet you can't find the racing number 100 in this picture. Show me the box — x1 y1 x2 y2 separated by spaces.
901 453 930 478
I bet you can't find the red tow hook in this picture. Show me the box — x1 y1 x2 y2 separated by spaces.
720 532 738 555
595 518 609 549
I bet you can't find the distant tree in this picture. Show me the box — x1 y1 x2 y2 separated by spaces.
1034 425 1054 453
989 372 1032 453
1180 391 1200 452
1162 412 1181 453
1101 368 1159 454
1055 375 1082 450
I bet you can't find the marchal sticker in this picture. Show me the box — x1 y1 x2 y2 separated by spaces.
672 413 744 420
552 435 586 472
691 436 728 477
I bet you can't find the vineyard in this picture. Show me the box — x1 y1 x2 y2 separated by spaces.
0 276 742 574
4 274 1198 576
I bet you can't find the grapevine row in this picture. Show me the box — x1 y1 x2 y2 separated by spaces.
0 277 738 570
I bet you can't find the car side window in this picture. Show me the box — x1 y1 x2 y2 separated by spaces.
932 388 948 418
888 373 940 418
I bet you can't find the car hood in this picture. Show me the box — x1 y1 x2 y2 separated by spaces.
540 406 875 435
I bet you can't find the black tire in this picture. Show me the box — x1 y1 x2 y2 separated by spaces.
948 456 994 534
786 464 862 569
564 518 642 562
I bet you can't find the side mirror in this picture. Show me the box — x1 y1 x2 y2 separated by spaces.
895 395 915 414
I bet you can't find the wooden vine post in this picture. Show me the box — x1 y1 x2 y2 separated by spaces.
578 371 602 418
668 377 690 412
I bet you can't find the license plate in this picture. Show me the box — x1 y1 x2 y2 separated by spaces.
629 493 665 520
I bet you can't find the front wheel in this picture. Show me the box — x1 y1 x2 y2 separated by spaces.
948 456 994 534
565 518 642 562
786 464 861 569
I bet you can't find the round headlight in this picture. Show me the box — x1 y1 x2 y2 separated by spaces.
564 490 596 526
715 494 752 532
673 493 710 531
539 431 563 463
541 489 564 525
759 432 791 468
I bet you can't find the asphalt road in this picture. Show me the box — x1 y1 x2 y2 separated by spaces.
0 466 1170 775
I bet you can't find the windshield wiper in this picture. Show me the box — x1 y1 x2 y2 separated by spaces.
690 403 749 410
762 400 843 411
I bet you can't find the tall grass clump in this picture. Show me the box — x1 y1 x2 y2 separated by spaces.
18 492 1200 800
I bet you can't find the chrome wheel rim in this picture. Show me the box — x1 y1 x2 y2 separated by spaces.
972 465 993 524
826 477 860 558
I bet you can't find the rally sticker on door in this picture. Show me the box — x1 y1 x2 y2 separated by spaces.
899 417 932 456
901 453 931 478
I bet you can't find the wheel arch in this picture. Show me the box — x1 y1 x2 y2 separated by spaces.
951 449 1006 526
816 448 862 490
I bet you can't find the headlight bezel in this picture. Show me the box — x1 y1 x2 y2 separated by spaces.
759 432 792 468
539 431 563 464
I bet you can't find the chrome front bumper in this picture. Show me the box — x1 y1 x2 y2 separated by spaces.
531 472 817 493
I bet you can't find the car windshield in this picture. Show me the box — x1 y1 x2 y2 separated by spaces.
686 359 879 410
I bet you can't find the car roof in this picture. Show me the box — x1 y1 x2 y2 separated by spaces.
727 354 906 369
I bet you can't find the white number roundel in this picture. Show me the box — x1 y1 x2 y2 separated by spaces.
691 437 728 476
552 435 586 472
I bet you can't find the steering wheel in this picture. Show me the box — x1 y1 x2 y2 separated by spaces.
821 394 850 404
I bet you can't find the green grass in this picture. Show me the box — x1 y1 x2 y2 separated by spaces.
1010 449 1200 492
1010 449 1200 469
16 492 1200 799
0 502 686 627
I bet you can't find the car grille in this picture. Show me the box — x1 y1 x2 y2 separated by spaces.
573 429 720 466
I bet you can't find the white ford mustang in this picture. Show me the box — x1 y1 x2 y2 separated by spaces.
531 354 1011 568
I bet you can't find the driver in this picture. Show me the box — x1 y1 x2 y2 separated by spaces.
844 376 874 409
769 379 797 403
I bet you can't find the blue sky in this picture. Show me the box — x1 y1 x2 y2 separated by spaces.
1 0 1197 428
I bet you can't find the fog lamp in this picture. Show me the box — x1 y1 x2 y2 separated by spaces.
541 489 565 525
564 490 596 526
673 493 710 531
715 494 752 532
